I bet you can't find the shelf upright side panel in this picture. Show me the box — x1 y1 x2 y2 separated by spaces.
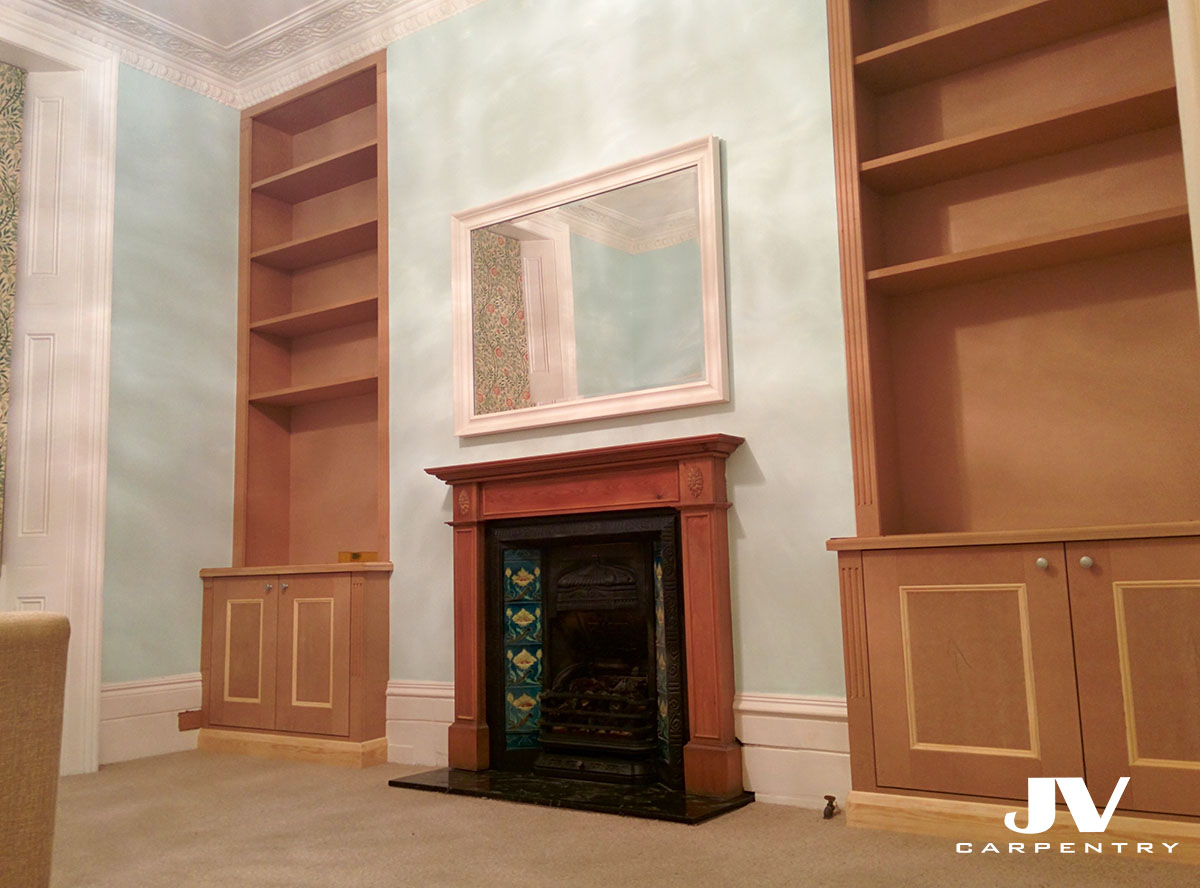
374 57 390 562
1168 0 1200 317
233 115 254 566
827 0 897 538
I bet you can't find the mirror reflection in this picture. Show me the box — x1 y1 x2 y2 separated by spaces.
470 168 704 415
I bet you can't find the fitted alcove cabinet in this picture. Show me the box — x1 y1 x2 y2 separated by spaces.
198 55 392 767
825 0 1200 834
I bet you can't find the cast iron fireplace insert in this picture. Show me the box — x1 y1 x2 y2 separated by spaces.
485 510 687 788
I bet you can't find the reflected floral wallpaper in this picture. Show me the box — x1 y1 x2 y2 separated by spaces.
0 63 26 544
471 228 530 414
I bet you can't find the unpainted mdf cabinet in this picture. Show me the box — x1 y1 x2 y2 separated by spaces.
201 567 389 751
848 536 1200 819
825 0 1200 829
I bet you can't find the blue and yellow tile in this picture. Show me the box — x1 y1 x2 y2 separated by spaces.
505 685 541 732
504 603 542 643
505 644 543 685
503 549 542 601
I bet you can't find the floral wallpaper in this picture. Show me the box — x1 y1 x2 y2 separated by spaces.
0 63 26 545
471 227 531 414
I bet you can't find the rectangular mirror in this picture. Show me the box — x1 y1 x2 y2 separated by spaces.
451 136 727 436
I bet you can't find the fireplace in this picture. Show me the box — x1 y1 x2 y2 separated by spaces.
486 512 687 788
411 434 747 809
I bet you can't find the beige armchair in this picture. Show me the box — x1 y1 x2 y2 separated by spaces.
0 612 70 888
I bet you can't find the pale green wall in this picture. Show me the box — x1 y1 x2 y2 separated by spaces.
571 235 703 397
387 0 855 696
102 66 239 683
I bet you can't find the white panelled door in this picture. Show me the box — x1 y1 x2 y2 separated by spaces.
0 69 94 772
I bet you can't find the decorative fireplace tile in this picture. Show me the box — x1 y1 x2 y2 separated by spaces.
505 685 542 741
503 551 542 601
505 644 544 685
504 603 542 643
503 547 543 750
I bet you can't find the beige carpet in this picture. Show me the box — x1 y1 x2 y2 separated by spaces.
50 751 1191 887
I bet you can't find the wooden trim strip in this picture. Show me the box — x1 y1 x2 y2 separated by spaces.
848 790 1200 864
200 563 394 578
197 728 387 768
827 523 1200 551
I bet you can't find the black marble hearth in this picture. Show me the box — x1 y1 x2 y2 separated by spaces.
388 769 754 824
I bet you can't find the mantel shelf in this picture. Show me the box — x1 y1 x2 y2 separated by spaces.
250 219 377 271
426 434 745 485
860 84 1179 193
250 297 378 339
248 374 378 408
855 0 1164 93
251 141 378 204
867 206 1190 296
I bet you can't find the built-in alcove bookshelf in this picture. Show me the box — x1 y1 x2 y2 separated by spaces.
198 55 390 764
831 0 1200 537
826 0 1200 832
235 56 389 566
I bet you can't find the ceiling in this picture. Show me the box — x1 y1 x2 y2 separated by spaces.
31 0 485 107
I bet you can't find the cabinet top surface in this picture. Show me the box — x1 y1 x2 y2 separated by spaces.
827 522 1200 551
200 562 394 578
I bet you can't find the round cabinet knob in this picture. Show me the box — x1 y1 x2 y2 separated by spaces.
280 583 289 592
1079 556 1095 569
1035 557 1049 570
264 583 273 592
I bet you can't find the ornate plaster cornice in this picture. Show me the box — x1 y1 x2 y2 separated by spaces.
33 0 486 107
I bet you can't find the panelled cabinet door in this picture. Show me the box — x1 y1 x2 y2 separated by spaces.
864 545 1083 799
274 573 351 736
209 576 279 730
1067 537 1200 817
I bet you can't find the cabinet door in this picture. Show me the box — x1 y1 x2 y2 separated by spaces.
1067 537 1200 817
274 573 351 736
209 576 279 730
864 545 1083 799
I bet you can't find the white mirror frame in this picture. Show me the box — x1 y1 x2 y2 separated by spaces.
451 136 728 437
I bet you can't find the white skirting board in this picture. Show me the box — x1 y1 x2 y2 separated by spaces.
386 680 454 767
734 693 851 810
384 682 850 809
99 674 203 764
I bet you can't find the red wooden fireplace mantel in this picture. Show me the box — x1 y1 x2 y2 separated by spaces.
426 433 745 798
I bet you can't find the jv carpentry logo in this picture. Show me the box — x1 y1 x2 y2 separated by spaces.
955 778 1181 857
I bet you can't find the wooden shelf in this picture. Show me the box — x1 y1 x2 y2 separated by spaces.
251 220 377 271
248 374 378 408
252 141 377 204
861 84 1178 193
255 67 376 134
855 0 1165 93
250 297 378 339
867 206 1190 296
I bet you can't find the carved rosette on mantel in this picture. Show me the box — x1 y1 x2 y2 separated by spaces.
426 434 745 799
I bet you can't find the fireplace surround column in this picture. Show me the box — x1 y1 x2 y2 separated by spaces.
677 454 741 797
447 481 489 769
427 434 745 798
